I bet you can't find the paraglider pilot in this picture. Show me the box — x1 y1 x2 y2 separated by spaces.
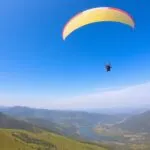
105 64 112 72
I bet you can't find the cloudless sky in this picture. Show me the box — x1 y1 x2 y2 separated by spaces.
0 0 150 106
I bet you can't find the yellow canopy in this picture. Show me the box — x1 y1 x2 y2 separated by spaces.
62 7 135 40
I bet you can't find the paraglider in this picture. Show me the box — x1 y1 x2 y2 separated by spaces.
62 7 135 40
62 7 135 72
105 63 112 72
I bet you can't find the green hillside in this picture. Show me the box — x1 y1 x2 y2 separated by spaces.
0 112 41 133
25 117 78 137
0 129 108 150
0 111 79 138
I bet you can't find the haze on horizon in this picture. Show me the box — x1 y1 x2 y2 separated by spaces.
0 0 150 110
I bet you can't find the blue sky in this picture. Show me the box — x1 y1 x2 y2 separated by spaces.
0 0 150 109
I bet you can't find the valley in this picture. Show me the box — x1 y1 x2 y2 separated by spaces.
1 106 150 150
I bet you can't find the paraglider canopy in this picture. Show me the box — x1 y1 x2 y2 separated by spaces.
62 7 135 40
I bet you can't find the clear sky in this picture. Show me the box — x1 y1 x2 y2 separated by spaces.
0 0 150 109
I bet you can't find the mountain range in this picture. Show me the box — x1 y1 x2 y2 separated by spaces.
115 110 150 133
1 106 150 150
0 111 110 150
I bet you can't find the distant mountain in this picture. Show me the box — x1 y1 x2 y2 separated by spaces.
0 106 9 112
0 111 78 137
0 112 40 132
115 110 150 133
0 108 109 149
87 107 149 115
1 106 123 126
0 106 125 140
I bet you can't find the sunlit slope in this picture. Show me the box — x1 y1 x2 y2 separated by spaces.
0 129 108 150
0 129 34 150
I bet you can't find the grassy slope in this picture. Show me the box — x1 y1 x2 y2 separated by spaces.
0 129 34 150
0 129 108 150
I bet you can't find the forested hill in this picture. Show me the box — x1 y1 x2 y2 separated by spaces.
115 110 150 133
0 112 41 132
